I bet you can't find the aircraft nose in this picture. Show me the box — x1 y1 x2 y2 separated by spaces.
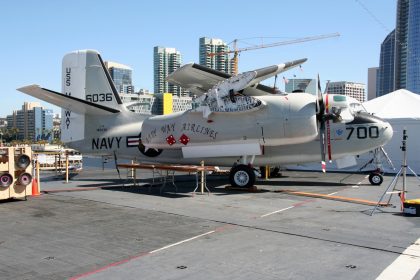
350 111 393 147
381 120 393 145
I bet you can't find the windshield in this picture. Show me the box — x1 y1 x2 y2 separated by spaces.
349 102 368 114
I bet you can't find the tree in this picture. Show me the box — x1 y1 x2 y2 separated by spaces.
10 127 19 141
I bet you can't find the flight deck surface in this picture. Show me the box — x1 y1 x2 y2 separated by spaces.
1 167 419 280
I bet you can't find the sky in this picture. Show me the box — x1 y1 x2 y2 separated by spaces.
1 0 396 117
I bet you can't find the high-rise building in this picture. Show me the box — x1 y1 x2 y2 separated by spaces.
395 0 409 90
327 81 366 103
377 30 396 97
199 37 233 74
6 102 53 141
285 79 317 95
154 46 183 96
367 67 379 100
406 0 420 93
377 0 420 95
104 61 134 94
0 118 7 128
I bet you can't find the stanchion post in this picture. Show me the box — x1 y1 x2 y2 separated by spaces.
54 154 58 176
200 160 205 194
402 129 407 202
131 160 137 185
36 156 40 190
57 153 61 176
265 165 269 180
65 152 69 183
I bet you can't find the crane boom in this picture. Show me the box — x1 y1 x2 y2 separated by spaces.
208 32 340 74
234 32 340 54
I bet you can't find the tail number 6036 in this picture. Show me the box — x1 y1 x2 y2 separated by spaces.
86 93 113 103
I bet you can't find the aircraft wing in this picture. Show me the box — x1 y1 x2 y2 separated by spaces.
166 63 229 95
17 85 120 115
166 58 307 96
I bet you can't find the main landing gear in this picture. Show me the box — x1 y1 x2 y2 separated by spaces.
229 155 257 188
229 164 256 188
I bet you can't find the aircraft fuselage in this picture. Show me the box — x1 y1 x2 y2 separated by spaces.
69 96 393 167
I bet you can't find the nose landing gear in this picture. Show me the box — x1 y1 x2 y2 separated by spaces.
368 171 383 186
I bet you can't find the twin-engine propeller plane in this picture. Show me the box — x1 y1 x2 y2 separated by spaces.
18 50 393 188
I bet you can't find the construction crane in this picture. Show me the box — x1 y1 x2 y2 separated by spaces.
208 32 340 74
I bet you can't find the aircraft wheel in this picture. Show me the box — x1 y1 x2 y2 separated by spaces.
270 166 281 177
259 166 266 178
259 166 281 178
369 173 383 186
229 164 255 188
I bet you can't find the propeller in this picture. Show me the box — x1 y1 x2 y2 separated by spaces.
316 74 327 172
317 76 353 172
317 75 339 172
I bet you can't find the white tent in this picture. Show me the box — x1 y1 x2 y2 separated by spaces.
364 89 420 119
362 89 420 174
288 89 420 174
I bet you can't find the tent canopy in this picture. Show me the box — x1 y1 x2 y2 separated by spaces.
363 89 420 119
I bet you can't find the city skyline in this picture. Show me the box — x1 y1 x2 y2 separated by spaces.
2 0 396 116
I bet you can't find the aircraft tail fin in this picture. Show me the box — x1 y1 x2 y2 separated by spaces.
63 50 124 108
60 50 126 142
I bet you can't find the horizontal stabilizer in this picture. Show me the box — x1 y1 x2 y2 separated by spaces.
17 85 120 115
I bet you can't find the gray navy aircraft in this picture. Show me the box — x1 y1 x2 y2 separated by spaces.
18 50 393 188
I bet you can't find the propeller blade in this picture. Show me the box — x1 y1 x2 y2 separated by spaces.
319 120 326 173
324 80 330 95
316 75 326 119
317 73 322 93
317 74 327 172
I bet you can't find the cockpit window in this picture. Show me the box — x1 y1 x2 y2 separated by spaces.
349 102 367 114
333 95 347 102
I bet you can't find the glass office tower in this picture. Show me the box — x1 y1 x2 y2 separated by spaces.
406 0 420 93
377 30 396 97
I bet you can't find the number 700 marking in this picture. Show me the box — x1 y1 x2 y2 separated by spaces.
346 126 379 140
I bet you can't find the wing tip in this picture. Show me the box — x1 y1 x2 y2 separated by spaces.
284 58 308 68
17 84 41 93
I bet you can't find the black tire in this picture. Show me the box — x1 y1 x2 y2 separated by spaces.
259 166 281 178
259 166 266 178
270 166 281 177
369 173 383 185
229 164 256 188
